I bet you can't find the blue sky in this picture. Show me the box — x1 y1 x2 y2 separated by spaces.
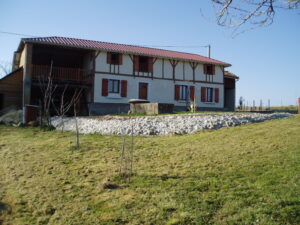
0 0 299 106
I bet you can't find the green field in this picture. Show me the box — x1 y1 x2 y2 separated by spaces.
1 116 300 225
270 106 298 111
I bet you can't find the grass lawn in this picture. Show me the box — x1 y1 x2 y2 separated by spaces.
0 116 299 225
270 106 298 112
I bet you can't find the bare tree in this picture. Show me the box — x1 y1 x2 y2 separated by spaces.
72 88 83 149
38 61 57 127
52 85 82 132
209 0 300 35
0 61 12 78
119 122 135 181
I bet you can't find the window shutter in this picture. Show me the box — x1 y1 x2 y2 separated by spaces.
201 87 206 102
134 56 139 72
175 85 180 100
107 53 111 64
118 54 123 65
203 65 207 74
212 65 215 75
215 88 219 103
121 80 127 97
190 86 195 101
102 79 108 96
147 57 153 73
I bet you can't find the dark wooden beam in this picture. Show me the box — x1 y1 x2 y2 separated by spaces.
169 59 179 82
189 62 197 84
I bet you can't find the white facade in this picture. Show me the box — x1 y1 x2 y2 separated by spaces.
94 52 225 109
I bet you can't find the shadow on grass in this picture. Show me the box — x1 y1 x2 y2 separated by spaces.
0 202 12 214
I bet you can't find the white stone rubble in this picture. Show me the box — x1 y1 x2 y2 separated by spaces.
51 113 292 136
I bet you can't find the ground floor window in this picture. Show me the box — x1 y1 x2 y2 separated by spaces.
108 79 120 93
206 88 214 102
179 85 188 100
201 87 219 103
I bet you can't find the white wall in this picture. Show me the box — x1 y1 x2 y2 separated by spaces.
94 74 224 108
95 51 224 82
94 51 226 108
19 48 26 68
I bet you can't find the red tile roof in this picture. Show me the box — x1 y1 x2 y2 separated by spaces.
224 71 239 79
21 36 231 66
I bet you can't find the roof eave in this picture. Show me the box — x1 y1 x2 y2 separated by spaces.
22 39 231 67
224 75 239 80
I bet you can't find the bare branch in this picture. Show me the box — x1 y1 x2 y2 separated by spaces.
209 0 300 36
0 61 12 78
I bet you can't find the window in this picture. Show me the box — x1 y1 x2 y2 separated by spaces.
204 64 215 75
102 79 127 97
179 85 188 100
108 79 120 93
201 87 219 103
111 53 120 65
206 88 214 102
139 56 149 72
107 52 122 65
134 56 153 73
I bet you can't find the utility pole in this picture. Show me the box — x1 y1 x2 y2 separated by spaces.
207 44 211 58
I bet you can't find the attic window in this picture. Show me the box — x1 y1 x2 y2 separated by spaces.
204 64 215 75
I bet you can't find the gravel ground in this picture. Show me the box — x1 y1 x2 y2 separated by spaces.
51 112 293 136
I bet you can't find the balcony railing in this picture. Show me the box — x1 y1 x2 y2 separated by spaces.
31 64 93 84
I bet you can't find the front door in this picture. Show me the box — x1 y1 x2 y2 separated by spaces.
139 83 148 100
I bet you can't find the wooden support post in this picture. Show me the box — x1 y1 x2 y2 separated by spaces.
189 62 197 84
169 59 178 82
90 51 97 113
23 43 33 123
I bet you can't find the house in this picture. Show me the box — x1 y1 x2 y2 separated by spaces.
0 36 238 122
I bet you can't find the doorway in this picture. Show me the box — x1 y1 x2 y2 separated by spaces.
139 83 148 100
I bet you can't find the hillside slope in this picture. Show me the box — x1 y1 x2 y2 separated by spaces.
0 116 299 225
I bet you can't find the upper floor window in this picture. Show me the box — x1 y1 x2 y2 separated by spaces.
134 56 153 73
139 56 149 72
107 52 122 65
204 64 215 75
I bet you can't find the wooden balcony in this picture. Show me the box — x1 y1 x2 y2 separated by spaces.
31 64 93 85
